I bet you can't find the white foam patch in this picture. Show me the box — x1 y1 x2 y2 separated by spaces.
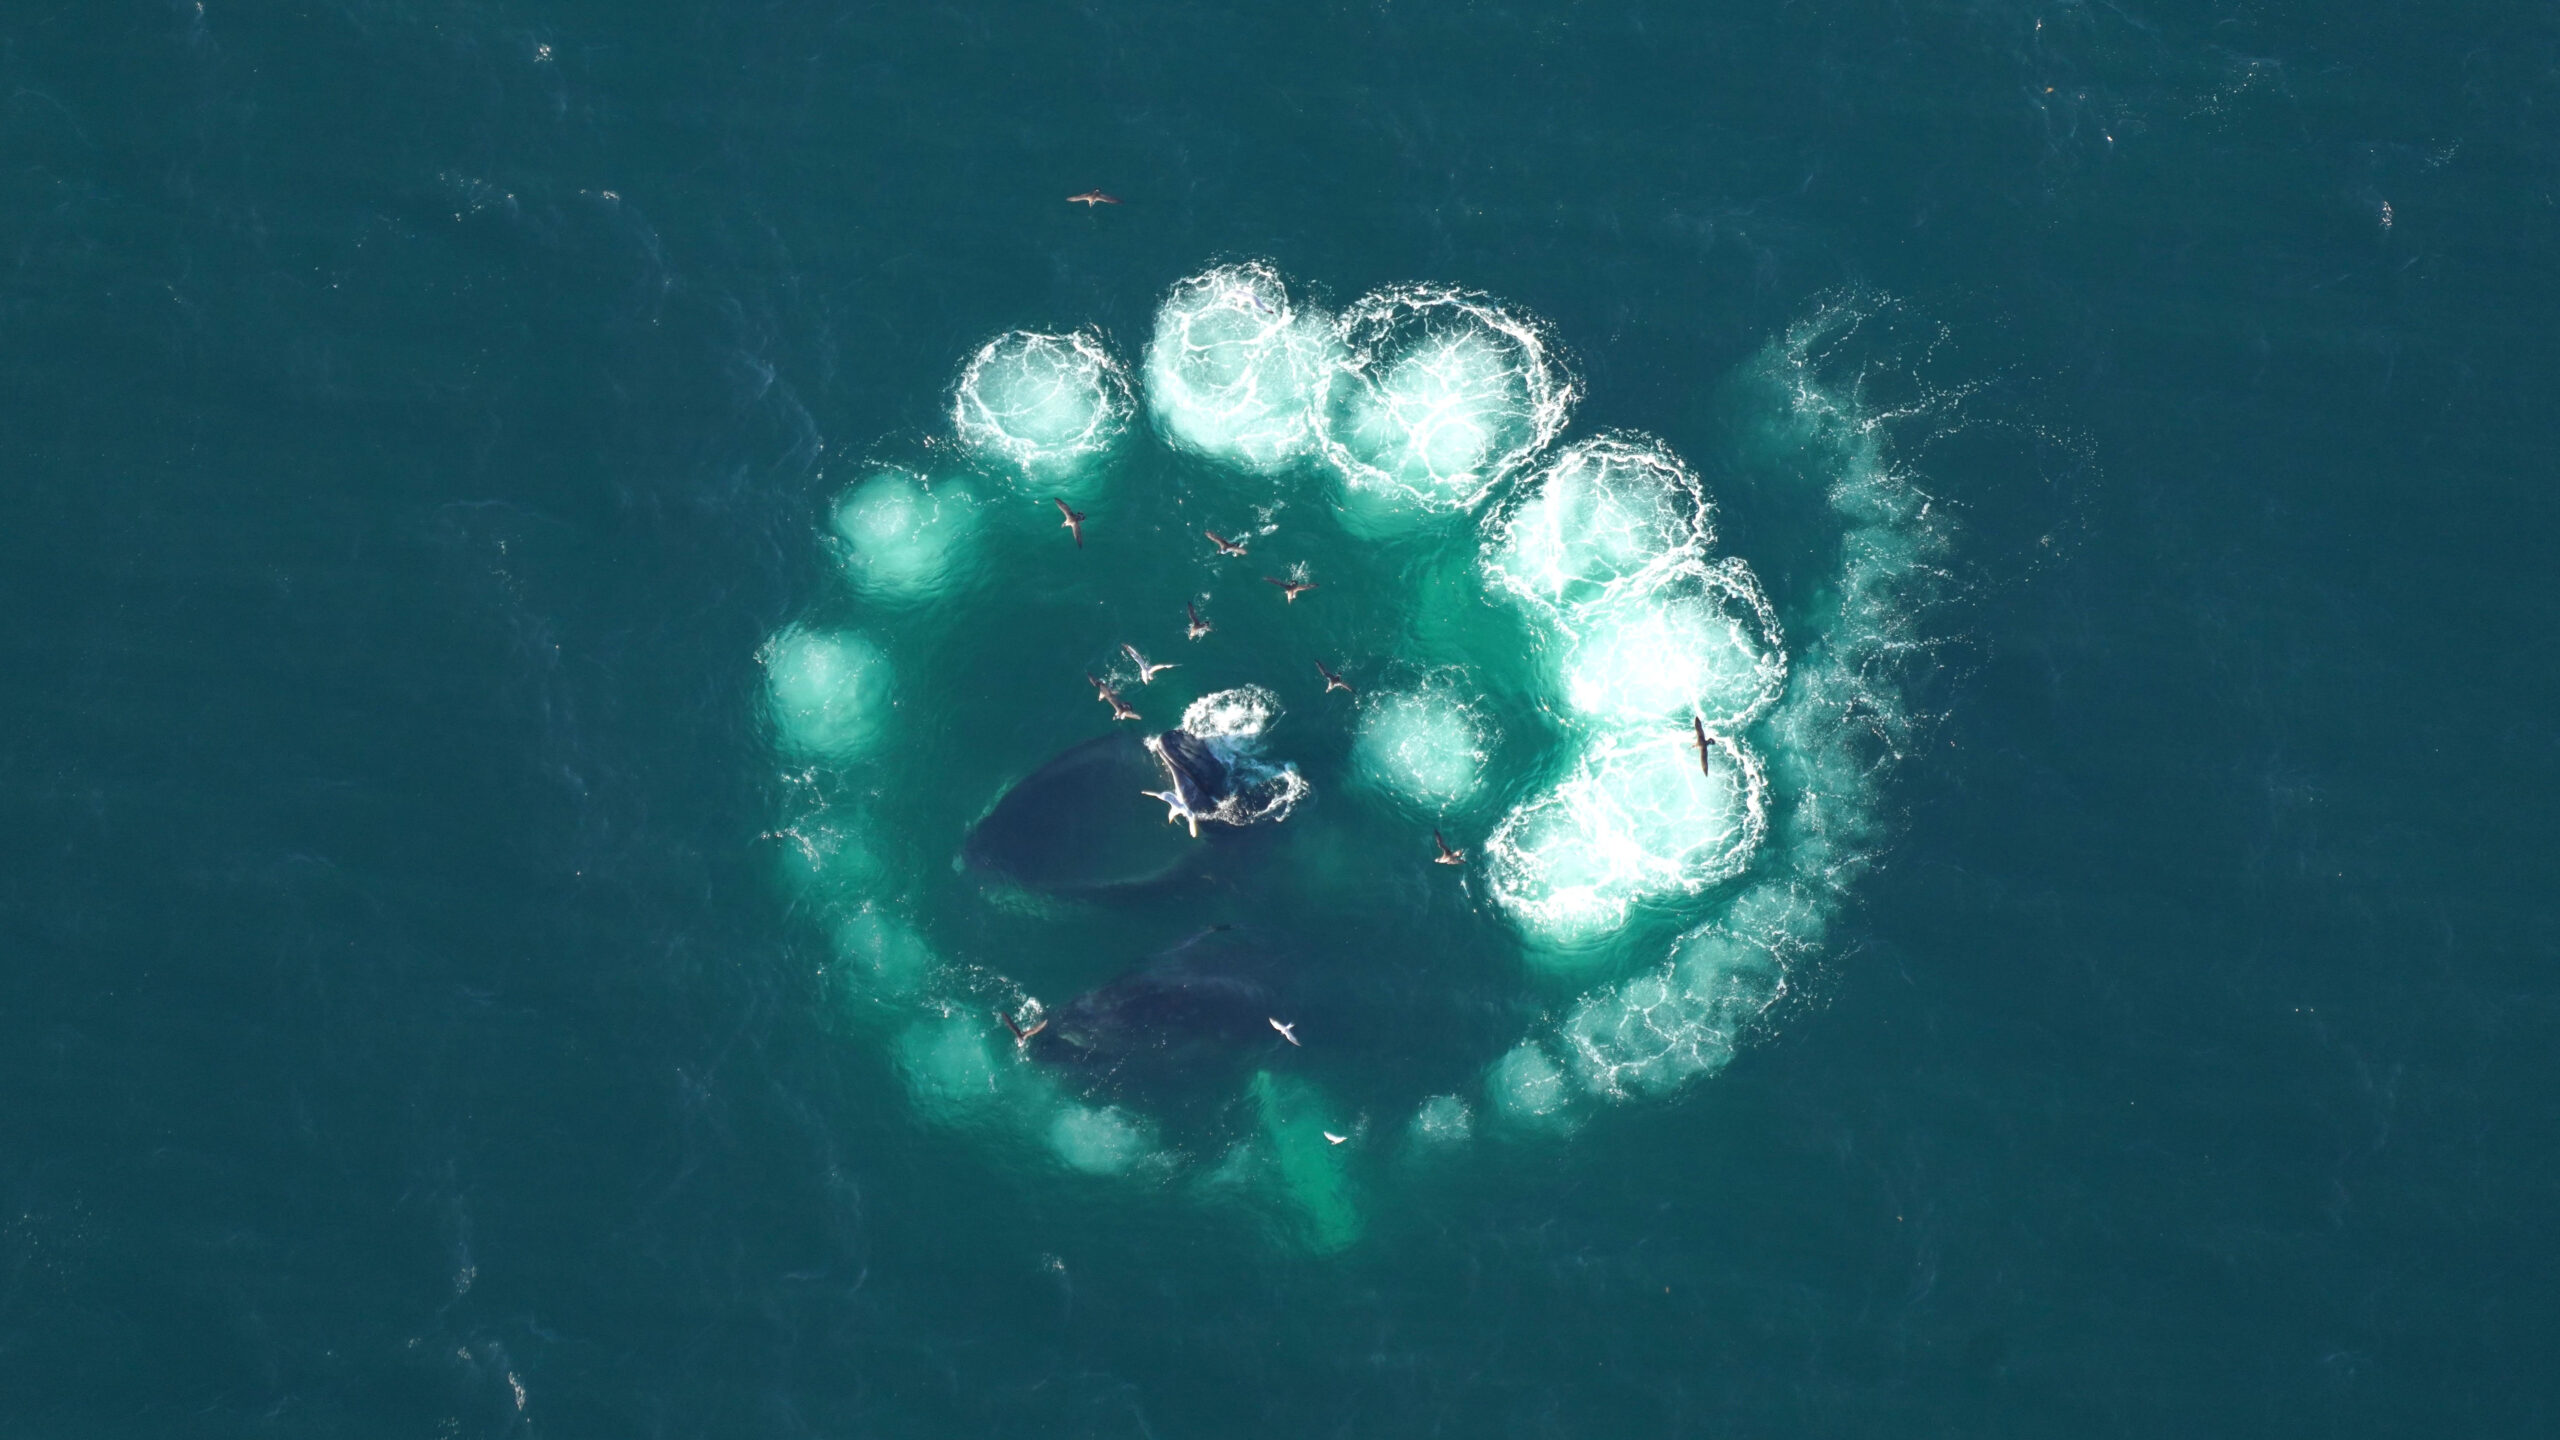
1486 731 1769 943
1558 882 1805 1099
829 468 981 602
1486 1041 1577 1130
1180 685 1282 743
760 627 892 757
1484 433 1712 615
1351 686 1491 811
1144 261 1344 473
894 1016 1007 1119
1047 1103 1155 1175
830 904 936 996
1557 558 1786 730
1408 1093 1475 1145
1314 285 1575 516
952 330 1133 478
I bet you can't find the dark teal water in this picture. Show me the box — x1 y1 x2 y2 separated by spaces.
7 0 2559 1434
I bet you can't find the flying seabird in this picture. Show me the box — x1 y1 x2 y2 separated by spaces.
1121 643 1178 684
1087 673 1141 722
1053 498 1085 548
1066 191 1121 207
1315 660 1353 697
1322 1131 1348 1145
1185 601 1213 641
1263 576 1317 603
999 1010 1049 1044
1269 1018 1300 1046
1205 529 1248 558
1141 788 1202 838
1691 716 1718 777
1432 829 1467 866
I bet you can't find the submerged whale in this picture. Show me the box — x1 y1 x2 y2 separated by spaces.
1025 927 1300 1079
963 725 1302 895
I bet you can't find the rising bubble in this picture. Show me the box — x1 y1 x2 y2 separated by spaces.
1485 730 1769 946
1351 684 1492 812
1483 433 1712 615
952 330 1133 482
1314 286 1575 519
1555 558 1786 730
829 467 982 602
1145 262 1344 473
760 627 892 757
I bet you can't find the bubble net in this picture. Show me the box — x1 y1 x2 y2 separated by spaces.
761 278 1964 1249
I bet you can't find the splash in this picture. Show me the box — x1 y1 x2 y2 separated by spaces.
1484 730 1769 947
1314 285 1576 520
1554 558 1786 730
1144 262 1343 472
1483 433 1713 615
952 329 1133 482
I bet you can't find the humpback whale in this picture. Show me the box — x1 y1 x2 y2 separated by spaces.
1023 928 1302 1080
962 725 1303 894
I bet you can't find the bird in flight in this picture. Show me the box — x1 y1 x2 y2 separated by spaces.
1264 576 1317 603
1432 829 1467 866
1322 1131 1348 1145
1315 660 1353 697
1066 191 1121 207
1087 673 1141 722
1142 787 1202 838
1121 643 1179 685
1269 1018 1300 1046
998 1010 1049 1044
1053 498 1085 548
1185 601 1213 641
1690 716 1718 777
1205 529 1248 557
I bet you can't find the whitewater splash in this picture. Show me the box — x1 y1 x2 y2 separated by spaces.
1315 285 1577 524
758 271 1963 1249
952 329 1134 484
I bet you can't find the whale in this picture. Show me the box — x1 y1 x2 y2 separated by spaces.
962 727 1297 895
1025 927 1301 1080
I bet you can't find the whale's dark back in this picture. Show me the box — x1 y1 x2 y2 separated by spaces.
1029 927 1293 1079
961 731 1200 893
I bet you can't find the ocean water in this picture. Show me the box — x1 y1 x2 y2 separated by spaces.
4 0 2558 1435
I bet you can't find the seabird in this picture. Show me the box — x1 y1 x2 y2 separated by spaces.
1141 788 1202 838
1263 576 1317 603
1269 1018 1299 1046
1205 529 1248 558
1121 643 1178 684
1315 659 1353 697
1322 1131 1348 1145
1185 601 1213 641
1053 498 1085 548
1432 829 1467 866
1066 191 1121 207
1087 673 1141 722
999 1010 1049 1044
1691 716 1718 777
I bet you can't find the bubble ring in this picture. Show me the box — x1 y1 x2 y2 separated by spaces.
767 277 1951 1244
